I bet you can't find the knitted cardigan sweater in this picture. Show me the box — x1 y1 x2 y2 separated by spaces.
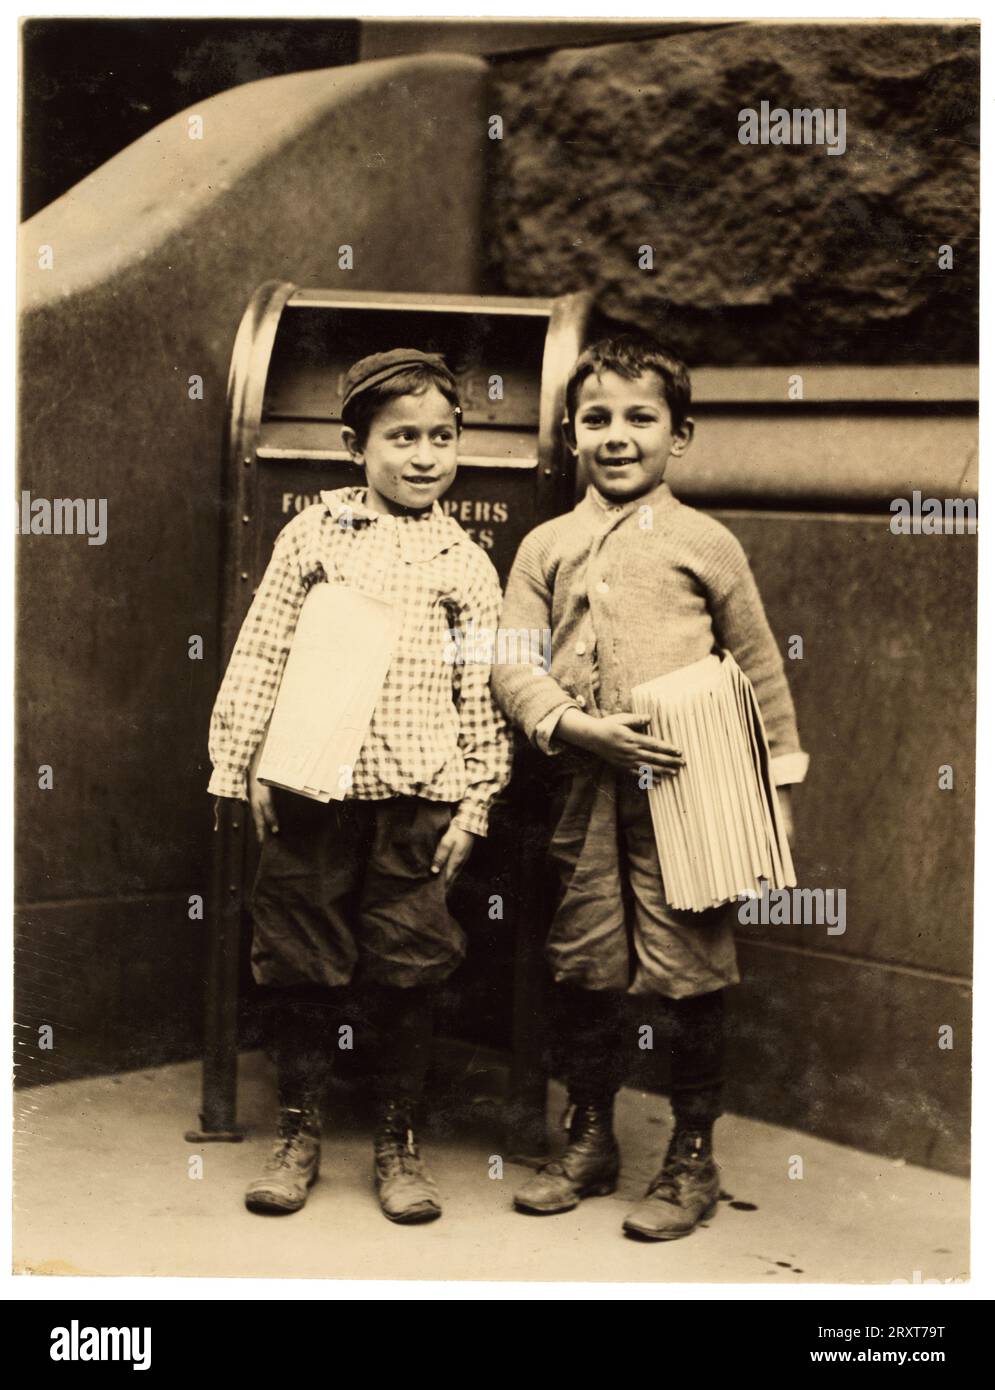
490 480 808 786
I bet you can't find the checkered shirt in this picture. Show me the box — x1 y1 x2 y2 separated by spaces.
208 487 513 836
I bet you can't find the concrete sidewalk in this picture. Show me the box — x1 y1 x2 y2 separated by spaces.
14 1051 969 1285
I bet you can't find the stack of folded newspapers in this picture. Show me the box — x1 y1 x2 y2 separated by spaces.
257 583 400 802
631 653 795 912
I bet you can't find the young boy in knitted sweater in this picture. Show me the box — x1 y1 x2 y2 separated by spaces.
490 335 808 1240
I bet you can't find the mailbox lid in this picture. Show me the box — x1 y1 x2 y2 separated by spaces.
239 287 592 583
263 296 552 434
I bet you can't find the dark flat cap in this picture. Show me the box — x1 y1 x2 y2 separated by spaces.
341 348 455 411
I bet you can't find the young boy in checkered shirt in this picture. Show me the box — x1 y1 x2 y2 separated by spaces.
208 349 512 1224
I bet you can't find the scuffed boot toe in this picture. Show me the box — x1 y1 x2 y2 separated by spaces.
244 1106 321 1215
513 1100 620 1214
623 1151 720 1241
376 1164 442 1224
513 1159 616 1214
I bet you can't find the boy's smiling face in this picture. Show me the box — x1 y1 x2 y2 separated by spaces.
569 369 693 504
342 385 459 515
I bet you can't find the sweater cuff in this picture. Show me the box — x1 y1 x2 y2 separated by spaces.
534 702 579 755
771 750 809 786
507 671 585 745
208 766 248 800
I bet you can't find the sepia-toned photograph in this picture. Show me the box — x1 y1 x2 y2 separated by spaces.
14 9 979 1295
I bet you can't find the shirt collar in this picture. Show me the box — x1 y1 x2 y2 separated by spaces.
583 478 676 526
320 486 465 561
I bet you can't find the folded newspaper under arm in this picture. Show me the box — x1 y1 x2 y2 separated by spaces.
631 652 796 912
257 583 401 803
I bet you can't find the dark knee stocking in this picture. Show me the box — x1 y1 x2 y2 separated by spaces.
264 984 341 1107
666 988 725 1139
554 984 628 1104
360 983 436 1104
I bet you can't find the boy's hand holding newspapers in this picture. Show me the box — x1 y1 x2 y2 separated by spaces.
554 709 684 776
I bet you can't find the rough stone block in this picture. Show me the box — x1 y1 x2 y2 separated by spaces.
488 23 979 363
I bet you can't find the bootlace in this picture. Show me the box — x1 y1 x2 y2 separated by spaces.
376 1129 423 1178
647 1136 710 1202
647 1161 695 1202
268 1107 315 1170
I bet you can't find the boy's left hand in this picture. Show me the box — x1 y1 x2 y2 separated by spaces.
431 824 476 890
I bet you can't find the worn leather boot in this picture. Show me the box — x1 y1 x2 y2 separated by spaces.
244 1101 321 1214
622 1129 720 1240
513 1099 620 1214
373 1099 442 1224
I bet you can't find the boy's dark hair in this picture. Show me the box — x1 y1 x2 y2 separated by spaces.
564 334 691 432
341 362 463 448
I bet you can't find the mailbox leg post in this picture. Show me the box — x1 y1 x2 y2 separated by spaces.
186 811 245 1142
505 843 551 1159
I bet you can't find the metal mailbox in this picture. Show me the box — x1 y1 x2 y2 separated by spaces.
194 282 593 1145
